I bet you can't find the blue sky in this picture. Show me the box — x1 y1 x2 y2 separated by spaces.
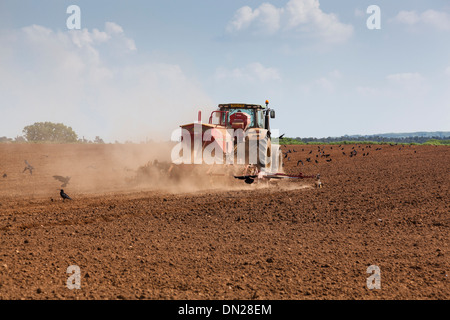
1 0 449 142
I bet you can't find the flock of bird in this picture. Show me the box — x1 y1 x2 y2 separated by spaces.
1 159 73 201
281 143 410 167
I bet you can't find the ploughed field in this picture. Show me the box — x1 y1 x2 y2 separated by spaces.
0 143 448 300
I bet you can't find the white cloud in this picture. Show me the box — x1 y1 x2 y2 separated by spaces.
103 21 136 51
226 0 353 43
421 10 450 31
386 72 429 95
353 72 429 100
227 4 283 35
92 28 111 42
357 72 429 98
226 6 257 32
298 70 342 94
0 23 211 142
257 3 284 34
105 22 124 34
215 62 281 82
393 9 450 31
386 72 424 85
394 11 420 25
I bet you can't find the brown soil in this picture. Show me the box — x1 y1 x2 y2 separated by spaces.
0 143 448 300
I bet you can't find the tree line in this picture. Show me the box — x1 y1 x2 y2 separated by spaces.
0 122 104 144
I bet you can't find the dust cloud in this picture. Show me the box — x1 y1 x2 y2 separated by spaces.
0 142 309 200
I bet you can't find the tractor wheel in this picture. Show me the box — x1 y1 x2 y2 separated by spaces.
257 137 272 170
271 144 283 173
243 133 271 169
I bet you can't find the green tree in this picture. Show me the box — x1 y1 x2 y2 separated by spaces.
22 122 78 143
0 136 13 143
14 136 26 143
94 136 105 144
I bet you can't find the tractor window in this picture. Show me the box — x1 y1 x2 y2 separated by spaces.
227 109 255 127
221 112 227 126
211 112 221 125
256 110 264 128
210 111 228 126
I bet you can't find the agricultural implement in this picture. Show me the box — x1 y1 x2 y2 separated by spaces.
166 100 321 186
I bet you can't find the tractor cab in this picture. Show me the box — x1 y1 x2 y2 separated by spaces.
208 101 275 133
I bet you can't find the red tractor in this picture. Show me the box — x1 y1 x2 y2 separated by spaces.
169 100 318 185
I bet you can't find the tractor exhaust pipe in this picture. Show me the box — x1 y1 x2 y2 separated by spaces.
264 100 271 137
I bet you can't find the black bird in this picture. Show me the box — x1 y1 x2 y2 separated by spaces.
60 189 72 201
315 159 318 164
23 160 33 175
53 175 71 187
234 175 257 184
284 153 288 159
297 160 303 166
326 159 332 162
309 150 312 154
245 178 254 184
2 173 6 178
